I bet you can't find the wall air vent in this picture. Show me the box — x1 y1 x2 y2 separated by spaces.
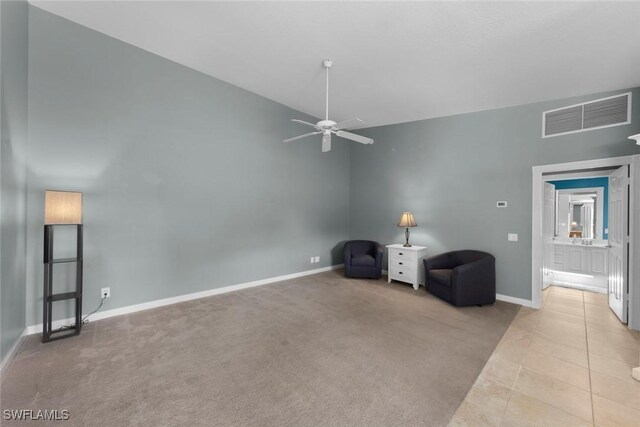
543 92 631 138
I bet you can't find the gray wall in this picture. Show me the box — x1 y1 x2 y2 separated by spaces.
1 0 29 360
13 5 640 331
350 89 640 300
25 7 350 326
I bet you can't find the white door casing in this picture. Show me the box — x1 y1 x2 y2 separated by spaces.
608 165 629 323
531 154 639 332
543 182 556 288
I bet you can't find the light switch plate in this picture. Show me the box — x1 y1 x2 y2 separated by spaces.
508 233 518 242
314 256 320 263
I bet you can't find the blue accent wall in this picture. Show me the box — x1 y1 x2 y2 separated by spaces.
547 177 609 239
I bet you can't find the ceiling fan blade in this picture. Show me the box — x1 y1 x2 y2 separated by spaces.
322 133 331 152
283 131 321 143
291 119 320 130
333 118 365 130
336 130 374 145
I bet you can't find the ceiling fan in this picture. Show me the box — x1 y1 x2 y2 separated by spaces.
283 60 374 153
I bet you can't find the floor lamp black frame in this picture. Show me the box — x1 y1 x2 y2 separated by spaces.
42 224 83 342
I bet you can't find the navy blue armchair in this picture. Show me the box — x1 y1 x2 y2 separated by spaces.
423 250 495 306
344 240 384 279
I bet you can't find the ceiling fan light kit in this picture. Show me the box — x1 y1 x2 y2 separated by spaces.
283 60 374 152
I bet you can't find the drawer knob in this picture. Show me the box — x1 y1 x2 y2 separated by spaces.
399 271 403 275
399 262 403 265
399 252 403 256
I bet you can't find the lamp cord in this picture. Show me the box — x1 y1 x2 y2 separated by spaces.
56 295 107 332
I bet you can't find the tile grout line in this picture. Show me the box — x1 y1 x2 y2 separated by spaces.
528 288 597 424
582 290 596 425
496 309 524 427
498 295 546 427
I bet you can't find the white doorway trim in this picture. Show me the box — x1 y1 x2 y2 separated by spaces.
532 154 640 331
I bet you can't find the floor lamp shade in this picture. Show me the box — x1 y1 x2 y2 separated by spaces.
45 191 83 225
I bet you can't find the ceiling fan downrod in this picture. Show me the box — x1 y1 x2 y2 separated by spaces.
323 59 332 121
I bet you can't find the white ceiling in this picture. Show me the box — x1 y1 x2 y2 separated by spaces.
31 1 640 128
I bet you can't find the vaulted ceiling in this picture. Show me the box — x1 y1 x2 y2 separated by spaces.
31 1 640 128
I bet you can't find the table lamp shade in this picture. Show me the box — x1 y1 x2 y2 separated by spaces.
45 191 83 224
397 212 417 228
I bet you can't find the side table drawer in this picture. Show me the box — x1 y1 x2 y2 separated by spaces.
390 258 414 269
389 266 417 282
389 248 415 262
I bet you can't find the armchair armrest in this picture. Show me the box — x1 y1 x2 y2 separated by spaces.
343 242 353 267
374 242 384 268
424 252 457 271
450 255 495 306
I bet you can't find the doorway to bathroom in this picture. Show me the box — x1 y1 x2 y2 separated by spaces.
532 155 640 331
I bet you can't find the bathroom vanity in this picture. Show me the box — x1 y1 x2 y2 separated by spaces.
553 240 609 292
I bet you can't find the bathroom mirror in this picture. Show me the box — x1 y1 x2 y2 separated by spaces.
556 188 605 240
569 194 596 239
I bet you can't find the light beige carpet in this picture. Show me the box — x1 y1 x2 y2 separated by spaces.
1 270 519 426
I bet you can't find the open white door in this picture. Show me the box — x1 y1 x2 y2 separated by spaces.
543 182 556 289
608 165 629 323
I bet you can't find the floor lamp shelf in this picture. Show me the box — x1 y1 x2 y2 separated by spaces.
42 224 83 343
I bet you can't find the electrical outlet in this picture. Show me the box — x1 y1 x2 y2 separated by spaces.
310 257 315 263
101 287 111 298
314 256 320 263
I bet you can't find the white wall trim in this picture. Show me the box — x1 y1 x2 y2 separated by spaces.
550 281 607 294
630 155 640 330
532 155 640 331
25 264 344 336
0 329 28 374
496 293 533 308
387 270 533 307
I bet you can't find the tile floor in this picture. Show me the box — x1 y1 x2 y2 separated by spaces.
449 285 640 427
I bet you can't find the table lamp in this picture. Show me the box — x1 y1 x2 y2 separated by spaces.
397 212 417 247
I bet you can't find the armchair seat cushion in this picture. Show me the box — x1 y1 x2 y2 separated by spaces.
428 269 452 287
351 254 376 267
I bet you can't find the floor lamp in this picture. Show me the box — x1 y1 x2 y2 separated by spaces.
43 190 83 342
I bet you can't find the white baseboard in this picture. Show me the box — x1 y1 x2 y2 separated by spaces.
0 328 28 374
386 270 533 308
496 293 533 308
25 264 343 336
550 281 607 294
551 272 608 291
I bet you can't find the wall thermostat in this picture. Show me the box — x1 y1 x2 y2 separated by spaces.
497 201 508 208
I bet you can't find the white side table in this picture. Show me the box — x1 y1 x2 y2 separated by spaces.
386 244 428 290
